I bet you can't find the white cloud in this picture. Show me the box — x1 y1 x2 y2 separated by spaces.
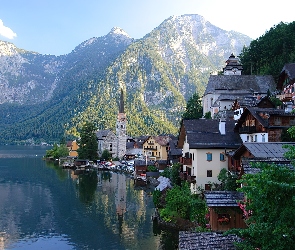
0 19 17 39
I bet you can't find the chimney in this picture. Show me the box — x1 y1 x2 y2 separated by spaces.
219 117 226 135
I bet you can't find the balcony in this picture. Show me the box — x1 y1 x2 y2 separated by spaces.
278 93 292 101
179 157 192 165
239 126 256 134
179 172 196 183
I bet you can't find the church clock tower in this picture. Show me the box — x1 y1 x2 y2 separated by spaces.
116 89 127 159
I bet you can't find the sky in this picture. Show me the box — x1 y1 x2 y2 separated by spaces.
0 0 294 56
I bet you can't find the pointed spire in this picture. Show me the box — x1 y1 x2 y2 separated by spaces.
119 88 124 113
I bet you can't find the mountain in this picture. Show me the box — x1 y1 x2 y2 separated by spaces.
0 14 252 144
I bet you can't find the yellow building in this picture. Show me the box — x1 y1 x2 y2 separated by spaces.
67 140 79 157
142 136 170 161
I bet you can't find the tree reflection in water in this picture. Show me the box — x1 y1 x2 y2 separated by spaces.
77 171 98 204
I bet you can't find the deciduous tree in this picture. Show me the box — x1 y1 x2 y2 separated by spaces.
231 163 295 250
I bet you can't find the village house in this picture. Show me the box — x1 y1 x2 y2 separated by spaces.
202 54 276 117
229 142 295 176
277 63 295 103
232 95 275 120
177 118 242 192
167 135 182 165
142 135 171 161
234 107 295 143
204 191 247 232
66 140 79 157
133 159 156 181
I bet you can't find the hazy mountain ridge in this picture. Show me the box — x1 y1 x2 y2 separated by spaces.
0 14 252 144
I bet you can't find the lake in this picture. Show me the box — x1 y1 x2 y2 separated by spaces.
0 146 178 250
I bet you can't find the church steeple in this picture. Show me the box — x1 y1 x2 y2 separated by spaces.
119 88 124 113
116 88 127 159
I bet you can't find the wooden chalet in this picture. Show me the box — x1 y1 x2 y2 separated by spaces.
234 107 295 143
204 191 247 232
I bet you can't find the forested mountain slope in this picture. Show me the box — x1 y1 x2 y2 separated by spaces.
0 14 251 144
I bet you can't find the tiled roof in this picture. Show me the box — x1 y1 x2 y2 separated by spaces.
126 141 135 149
233 142 295 159
134 159 155 166
170 148 182 156
280 63 295 80
154 135 171 146
184 119 242 149
213 93 258 108
95 129 114 139
204 75 276 96
179 232 241 250
242 158 294 175
204 191 244 207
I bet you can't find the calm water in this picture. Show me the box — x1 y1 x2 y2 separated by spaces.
0 146 178 250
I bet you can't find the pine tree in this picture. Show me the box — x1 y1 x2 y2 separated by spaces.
182 93 203 119
77 122 98 161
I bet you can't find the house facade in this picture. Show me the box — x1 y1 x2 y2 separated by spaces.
66 140 79 157
142 136 170 161
234 107 295 143
204 191 247 232
178 119 242 192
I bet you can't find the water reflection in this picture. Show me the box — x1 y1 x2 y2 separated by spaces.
76 171 98 204
0 146 178 250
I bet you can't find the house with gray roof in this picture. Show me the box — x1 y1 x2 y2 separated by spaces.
234 107 295 143
177 118 242 192
203 75 276 117
230 142 295 175
204 191 246 232
202 54 276 118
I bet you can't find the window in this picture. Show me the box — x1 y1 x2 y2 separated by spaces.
206 152 212 161
207 170 212 177
220 153 225 161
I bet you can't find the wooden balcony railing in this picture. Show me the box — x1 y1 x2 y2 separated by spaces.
179 157 192 165
278 93 292 101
